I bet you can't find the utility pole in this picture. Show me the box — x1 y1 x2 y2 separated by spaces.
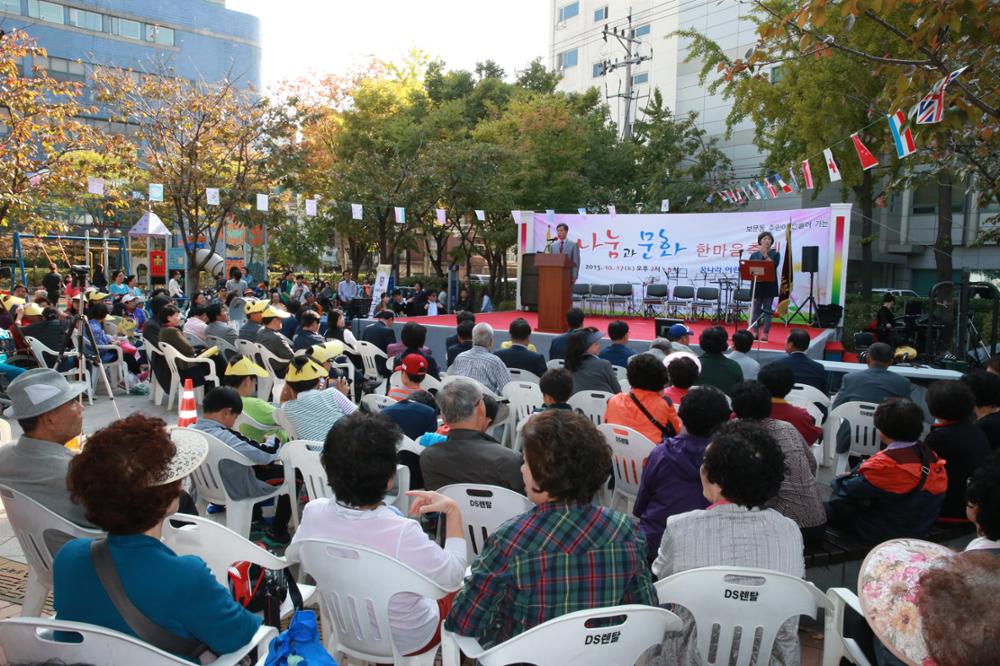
599 9 652 141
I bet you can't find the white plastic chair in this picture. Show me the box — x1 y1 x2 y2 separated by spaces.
205 333 238 360
568 390 614 427
822 587 874 666
279 439 411 527
598 423 657 513
439 373 500 399
144 340 167 405
158 342 220 411
77 328 126 397
176 427 288 539
0 484 104 616
161 512 317 620
500 380 543 449
0 617 276 666
789 383 832 414
653 566 832 666
362 393 397 414
356 339 389 381
234 338 258 361
24 336 92 405
440 605 682 666
389 371 441 393
0 417 12 445
546 358 565 370
254 342 289 402
436 483 533 561
287 538 461 665
507 367 541 384
233 411 282 442
613 363 629 385
823 401 880 473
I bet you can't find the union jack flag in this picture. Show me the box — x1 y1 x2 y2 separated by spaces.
915 66 968 125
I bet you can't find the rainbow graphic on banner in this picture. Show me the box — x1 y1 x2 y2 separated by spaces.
830 215 847 305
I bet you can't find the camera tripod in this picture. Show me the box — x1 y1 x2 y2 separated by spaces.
55 266 121 419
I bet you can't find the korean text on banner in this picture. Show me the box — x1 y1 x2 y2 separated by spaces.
368 264 393 317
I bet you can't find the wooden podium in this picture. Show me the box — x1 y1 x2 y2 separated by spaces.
535 253 574 333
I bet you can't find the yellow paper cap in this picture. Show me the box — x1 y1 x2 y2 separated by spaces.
286 358 326 382
308 340 344 363
225 356 269 378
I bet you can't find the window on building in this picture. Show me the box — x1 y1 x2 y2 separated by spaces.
594 6 608 21
145 24 175 46
592 62 604 78
632 72 649 85
912 181 967 215
0 0 21 15
557 48 578 69
39 55 84 78
558 2 579 22
111 16 140 39
634 24 650 37
68 7 102 31
27 0 63 24
770 65 784 84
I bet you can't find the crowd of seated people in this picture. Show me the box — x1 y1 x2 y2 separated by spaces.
10 287 1000 666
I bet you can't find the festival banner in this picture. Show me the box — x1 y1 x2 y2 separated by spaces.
367 264 393 317
166 248 187 271
528 207 851 310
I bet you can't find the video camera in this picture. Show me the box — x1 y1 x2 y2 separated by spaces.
70 264 90 289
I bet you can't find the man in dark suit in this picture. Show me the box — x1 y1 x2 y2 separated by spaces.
548 307 585 361
420 381 524 493
546 222 580 282
831 342 915 453
496 317 547 378
770 329 827 393
445 311 476 350
291 309 325 351
446 320 474 367
360 310 396 376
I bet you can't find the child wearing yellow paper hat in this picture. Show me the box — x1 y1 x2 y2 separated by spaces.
276 355 357 443
221 355 285 443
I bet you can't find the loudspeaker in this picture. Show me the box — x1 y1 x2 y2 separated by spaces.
801 246 819 273
815 303 843 328
654 317 684 338
520 253 539 309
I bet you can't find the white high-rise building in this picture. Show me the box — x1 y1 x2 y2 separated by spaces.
549 0 763 177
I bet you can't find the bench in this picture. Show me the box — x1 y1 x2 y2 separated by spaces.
804 521 975 569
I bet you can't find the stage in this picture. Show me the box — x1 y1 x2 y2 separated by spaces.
356 310 836 370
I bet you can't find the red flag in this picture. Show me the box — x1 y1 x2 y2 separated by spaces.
802 160 814 189
765 180 778 198
851 133 879 171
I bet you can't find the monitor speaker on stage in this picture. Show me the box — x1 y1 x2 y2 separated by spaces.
815 303 843 328
654 318 684 338
801 246 819 274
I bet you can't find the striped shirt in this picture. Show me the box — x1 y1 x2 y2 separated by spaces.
447 346 511 395
281 388 357 442
445 501 655 648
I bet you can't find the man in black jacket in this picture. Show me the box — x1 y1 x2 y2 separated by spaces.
360 310 396 376
496 317 547 378
41 263 62 306
446 320 474 366
548 307 585 361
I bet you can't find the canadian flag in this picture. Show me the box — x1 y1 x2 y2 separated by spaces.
802 159 814 189
823 149 842 182
850 133 879 171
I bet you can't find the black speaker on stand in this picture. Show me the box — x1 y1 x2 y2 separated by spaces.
789 246 820 325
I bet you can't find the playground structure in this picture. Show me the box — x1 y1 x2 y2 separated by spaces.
10 232 129 286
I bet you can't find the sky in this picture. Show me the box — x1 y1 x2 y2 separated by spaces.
226 0 552 91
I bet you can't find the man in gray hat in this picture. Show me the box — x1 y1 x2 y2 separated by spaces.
0 368 93 528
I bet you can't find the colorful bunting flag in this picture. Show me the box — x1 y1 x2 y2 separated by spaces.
788 167 799 192
206 188 220 206
749 183 761 200
775 174 792 193
305 199 317 216
823 149 841 182
915 66 967 125
394 206 406 224
850 133 879 171
436 208 447 225
87 177 104 195
660 199 669 212
148 183 163 202
475 209 486 221
765 179 778 198
351 203 362 220
802 160 814 189
577 207 587 215
887 111 917 158
256 193 269 212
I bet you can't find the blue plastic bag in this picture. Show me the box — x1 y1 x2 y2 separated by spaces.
264 610 337 666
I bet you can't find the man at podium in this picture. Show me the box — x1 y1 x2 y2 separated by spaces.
546 222 580 282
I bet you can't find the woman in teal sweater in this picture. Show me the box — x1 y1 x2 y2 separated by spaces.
54 413 260 660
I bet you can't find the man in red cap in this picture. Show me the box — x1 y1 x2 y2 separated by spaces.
389 353 427 401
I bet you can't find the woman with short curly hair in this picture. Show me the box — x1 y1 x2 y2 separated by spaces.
652 420 805 665
53 414 261 659
446 409 655 648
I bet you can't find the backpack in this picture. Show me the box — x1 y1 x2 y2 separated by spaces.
228 560 303 628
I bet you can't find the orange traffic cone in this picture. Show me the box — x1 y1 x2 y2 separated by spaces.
177 378 198 428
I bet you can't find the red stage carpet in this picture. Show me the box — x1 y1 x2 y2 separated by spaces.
404 311 817 351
